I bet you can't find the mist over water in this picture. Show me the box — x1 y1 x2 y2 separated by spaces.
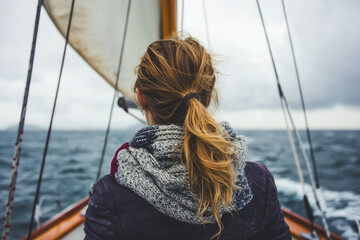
0 129 359 239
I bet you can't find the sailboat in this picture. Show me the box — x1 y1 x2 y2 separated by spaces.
1 0 347 239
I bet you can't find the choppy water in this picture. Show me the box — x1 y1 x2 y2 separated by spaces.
0 129 359 239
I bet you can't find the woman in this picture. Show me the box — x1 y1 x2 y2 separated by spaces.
84 36 291 240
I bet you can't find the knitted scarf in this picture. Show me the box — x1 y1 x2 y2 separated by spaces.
113 122 253 224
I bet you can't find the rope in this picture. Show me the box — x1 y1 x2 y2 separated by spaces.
201 0 211 49
281 1 330 238
181 0 185 32
27 0 76 238
117 96 147 124
96 0 132 182
283 94 331 239
1 1 44 239
279 98 318 230
355 218 360 236
255 0 305 190
281 0 320 189
280 97 306 193
282 96 319 198
126 111 147 125
255 0 319 235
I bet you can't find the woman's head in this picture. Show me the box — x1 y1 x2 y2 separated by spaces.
134 36 236 238
134 36 217 125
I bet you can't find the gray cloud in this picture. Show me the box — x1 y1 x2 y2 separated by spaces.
182 0 360 110
1 0 359 130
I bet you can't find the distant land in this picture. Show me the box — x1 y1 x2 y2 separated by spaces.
3 122 146 131
5 124 44 131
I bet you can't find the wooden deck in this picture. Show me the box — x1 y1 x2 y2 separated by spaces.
282 207 343 240
22 196 344 240
20 197 88 240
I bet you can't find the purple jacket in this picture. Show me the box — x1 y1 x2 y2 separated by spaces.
84 161 291 240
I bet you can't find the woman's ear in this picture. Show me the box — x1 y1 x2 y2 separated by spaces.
136 88 147 110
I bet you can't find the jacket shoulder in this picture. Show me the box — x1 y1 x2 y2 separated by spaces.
243 161 291 239
85 175 119 239
244 161 268 172
244 161 270 190
92 174 135 209
88 174 115 210
88 175 209 239
245 161 269 173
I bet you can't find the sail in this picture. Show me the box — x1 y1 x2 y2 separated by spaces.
43 0 161 98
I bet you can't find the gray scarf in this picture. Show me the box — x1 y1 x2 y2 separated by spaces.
114 122 253 224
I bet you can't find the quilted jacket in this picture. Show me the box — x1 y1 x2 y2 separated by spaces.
84 161 291 240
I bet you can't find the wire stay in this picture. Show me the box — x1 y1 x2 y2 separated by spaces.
96 0 132 182
255 0 323 237
281 1 330 238
27 0 76 238
1 1 44 239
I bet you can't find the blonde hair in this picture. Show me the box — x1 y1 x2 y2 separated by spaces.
134 36 235 237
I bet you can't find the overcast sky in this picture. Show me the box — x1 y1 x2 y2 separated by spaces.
1 0 359 130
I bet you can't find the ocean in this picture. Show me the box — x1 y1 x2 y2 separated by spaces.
0 129 359 239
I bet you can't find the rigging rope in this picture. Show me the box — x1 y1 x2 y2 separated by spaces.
27 0 76 238
280 97 306 193
281 91 318 233
278 96 319 232
125 111 146 125
117 96 147 124
1 1 44 239
282 94 321 202
95 0 132 182
280 1 330 238
282 93 331 238
255 0 320 236
281 0 321 191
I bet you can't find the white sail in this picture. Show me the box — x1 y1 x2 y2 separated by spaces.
43 0 161 98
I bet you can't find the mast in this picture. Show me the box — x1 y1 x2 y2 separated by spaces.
161 0 177 38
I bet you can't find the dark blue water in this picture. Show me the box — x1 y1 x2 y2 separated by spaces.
0 129 359 239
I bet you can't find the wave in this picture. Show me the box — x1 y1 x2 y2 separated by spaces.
275 177 360 239
275 177 360 221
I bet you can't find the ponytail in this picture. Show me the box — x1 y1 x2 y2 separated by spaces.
135 36 237 238
182 97 235 238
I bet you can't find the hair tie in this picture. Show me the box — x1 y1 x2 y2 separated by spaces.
178 92 200 113
179 92 200 111
183 92 199 105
